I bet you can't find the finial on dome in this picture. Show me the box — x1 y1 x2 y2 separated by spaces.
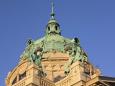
50 0 55 19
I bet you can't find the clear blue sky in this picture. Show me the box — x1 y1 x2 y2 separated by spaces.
0 0 115 86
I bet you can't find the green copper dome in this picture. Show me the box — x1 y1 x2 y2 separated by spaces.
34 19 72 52
20 2 88 69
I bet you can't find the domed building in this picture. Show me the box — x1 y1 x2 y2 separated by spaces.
5 2 115 86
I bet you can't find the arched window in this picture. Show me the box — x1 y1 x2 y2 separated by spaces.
48 26 50 31
19 71 26 80
12 76 17 85
55 26 58 30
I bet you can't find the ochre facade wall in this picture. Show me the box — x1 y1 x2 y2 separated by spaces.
5 52 101 86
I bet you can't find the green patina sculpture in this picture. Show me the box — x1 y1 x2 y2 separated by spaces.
20 39 43 68
30 47 43 67
64 38 88 74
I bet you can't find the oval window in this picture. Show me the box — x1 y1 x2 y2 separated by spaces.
55 26 58 30
48 26 50 31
